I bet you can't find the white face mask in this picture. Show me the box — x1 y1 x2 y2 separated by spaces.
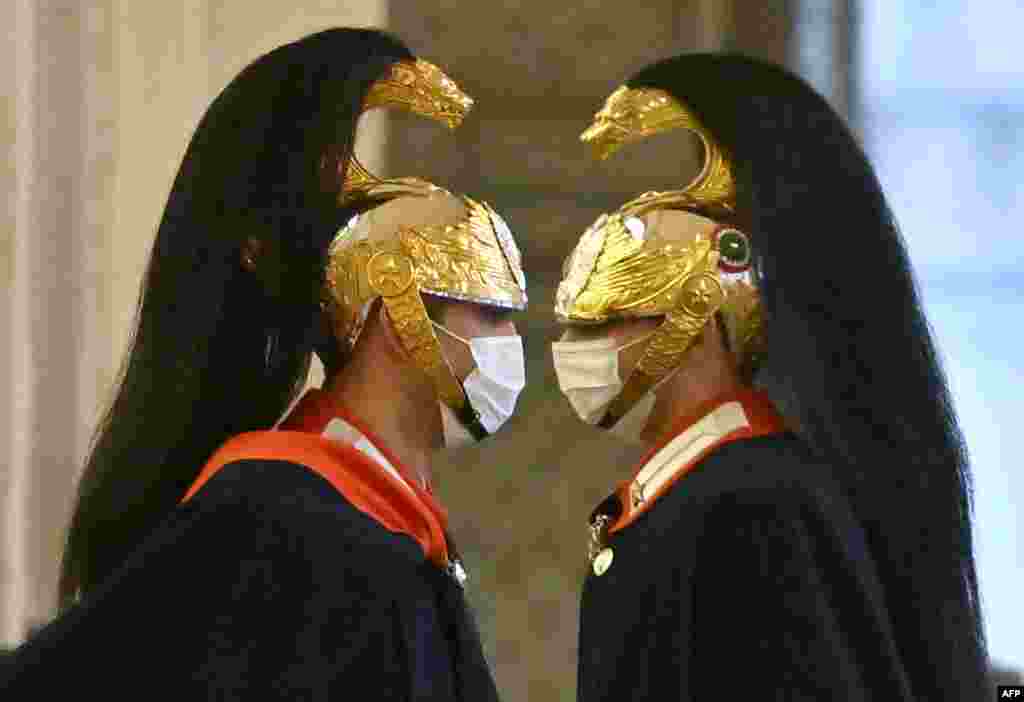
551 333 671 443
433 322 527 447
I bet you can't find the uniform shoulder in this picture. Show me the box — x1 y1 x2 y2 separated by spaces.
677 433 852 516
182 457 424 566
681 435 879 570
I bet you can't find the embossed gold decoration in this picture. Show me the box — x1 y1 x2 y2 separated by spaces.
364 58 472 129
341 59 474 203
324 181 527 413
600 281 726 428
366 251 415 297
375 277 467 411
556 210 722 324
322 55 524 431
581 85 736 215
399 195 527 308
554 82 764 428
559 209 764 428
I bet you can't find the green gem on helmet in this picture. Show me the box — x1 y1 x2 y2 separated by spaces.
717 228 751 269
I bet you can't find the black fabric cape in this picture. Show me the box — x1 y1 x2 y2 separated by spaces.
1 459 499 701
578 433 916 701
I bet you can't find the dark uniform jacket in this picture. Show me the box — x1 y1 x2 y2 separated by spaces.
578 389 914 701
2 390 499 702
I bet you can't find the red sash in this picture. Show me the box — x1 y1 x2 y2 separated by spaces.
180 391 451 567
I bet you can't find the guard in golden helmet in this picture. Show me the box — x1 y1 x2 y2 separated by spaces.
554 54 988 701
4 29 523 701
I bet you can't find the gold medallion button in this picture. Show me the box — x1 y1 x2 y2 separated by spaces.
679 272 724 317
592 547 614 576
366 251 415 297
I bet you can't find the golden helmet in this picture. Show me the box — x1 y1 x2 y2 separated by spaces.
557 85 763 427
323 59 527 436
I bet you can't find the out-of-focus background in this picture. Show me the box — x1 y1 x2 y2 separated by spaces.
2 0 1021 697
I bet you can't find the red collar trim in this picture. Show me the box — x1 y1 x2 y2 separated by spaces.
606 388 787 535
281 388 445 507
181 389 450 566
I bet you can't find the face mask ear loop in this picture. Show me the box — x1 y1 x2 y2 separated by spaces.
552 326 657 354
612 329 660 391
617 329 657 354
428 320 491 439
431 320 471 346
600 269 728 429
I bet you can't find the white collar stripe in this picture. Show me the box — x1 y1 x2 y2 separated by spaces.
633 402 750 500
322 418 417 494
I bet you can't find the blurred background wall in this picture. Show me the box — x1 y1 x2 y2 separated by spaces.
3 1 1021 699
1 0 387 646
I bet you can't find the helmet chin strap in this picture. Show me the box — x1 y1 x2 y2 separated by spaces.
365 249 491 441
598 267 727 430
454 401 489 441
367 250 466 400
429 321 491 440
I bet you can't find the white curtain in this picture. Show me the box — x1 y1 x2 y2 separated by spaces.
1 0 388 646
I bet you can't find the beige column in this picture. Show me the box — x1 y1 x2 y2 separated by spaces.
2 0 389 647
730 0 794 63
2 0 33 647
3 0 100 644
791 0 858 125
695 0 735 50
107 0 211 383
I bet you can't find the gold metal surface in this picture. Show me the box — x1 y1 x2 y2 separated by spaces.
400 195 527 309
677 272 724 318
363 58 473 130
323 183 527 413
378 282 467 411
580 85 736 212
556 211 721 325
323 55 526 423
555 82 762 427
602 281 725 426
556 198 759 428
366 251 415 297
341 59 474 202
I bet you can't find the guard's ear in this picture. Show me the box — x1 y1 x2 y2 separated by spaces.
241 237 263 272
